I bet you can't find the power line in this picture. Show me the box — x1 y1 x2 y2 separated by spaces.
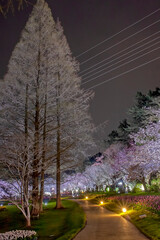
80 19 160 65
81 34 160 80
80 30 160 75
82 39 160 82
85 56 160 90
76 8 160 58
82 45 160 85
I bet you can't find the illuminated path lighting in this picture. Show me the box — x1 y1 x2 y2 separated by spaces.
141 185 145 191
100 201 104 205
122 208 127 213
118 181 123 185
85 196 88 199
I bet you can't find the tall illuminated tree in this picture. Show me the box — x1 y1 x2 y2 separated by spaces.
1 0 59 217
0 0 94 216
48 20 94 208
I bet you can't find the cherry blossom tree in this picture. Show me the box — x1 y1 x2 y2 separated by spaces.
129 109 160 188
59 95 160 194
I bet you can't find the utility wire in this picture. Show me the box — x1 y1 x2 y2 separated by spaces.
81 34 160 78
85 56 160 90
80 31 160 74
82 45 160 85
80 19 160 65
82 39 160 82
76 8 160 58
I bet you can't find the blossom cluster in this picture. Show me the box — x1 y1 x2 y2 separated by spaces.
0 230 37 240
107 195 160 212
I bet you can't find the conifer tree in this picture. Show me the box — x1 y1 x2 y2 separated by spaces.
0 0 94 215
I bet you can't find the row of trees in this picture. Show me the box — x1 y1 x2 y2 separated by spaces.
0 0 94 226
61 89 160 194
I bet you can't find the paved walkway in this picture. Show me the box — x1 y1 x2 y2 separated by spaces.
74 200 149 240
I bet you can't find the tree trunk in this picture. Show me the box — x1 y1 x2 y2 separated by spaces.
31 93 40 217
31 51 40 218
26 218 31 228
55 72 63 209
39 170 44 212
142 176 147 192
56 127 62 208
26 204 31 227
24 84 29 212
39 94 47 212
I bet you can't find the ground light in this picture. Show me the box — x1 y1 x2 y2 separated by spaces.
106 187 110 192
85 196 88 199
100 201 104 205
141 185 145 191
122 208 127 213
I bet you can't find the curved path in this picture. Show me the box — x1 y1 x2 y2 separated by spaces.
74 200 148 240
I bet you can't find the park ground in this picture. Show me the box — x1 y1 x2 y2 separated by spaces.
0 192 160 239
74 199 148 240
86 192 160 240
0 199 85 240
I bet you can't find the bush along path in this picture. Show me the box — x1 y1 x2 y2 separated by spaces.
74 199 148 240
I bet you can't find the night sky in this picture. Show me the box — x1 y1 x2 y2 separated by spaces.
0 0 160 135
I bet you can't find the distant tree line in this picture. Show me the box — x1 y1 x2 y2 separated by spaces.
107 87 160 145
61 87 160 194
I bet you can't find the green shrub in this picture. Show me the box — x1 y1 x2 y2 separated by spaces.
132 183 145 193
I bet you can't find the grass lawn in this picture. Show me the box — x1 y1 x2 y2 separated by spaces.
0 200 85 240
88 193 160 240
